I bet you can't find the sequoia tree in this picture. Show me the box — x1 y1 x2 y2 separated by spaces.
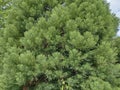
0 0 120 90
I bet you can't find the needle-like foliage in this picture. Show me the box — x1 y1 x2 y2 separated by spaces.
0 0 119 90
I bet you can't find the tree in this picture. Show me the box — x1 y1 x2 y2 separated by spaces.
113 37 120 62
0 0 119 90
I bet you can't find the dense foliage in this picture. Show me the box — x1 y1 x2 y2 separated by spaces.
0 0 120 90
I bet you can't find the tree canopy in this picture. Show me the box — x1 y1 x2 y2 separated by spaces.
0 0 120 90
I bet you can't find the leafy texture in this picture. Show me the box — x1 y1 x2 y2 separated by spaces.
0 0 119 90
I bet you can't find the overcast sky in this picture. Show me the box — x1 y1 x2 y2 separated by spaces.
107 0 120 17
107 0 120 36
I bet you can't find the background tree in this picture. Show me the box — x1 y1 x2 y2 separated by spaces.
0 0 120 90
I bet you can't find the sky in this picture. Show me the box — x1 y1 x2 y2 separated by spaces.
107 0 120 17
107 0 120 36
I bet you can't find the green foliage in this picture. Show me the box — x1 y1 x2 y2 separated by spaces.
81 76 112 90
0 0 119 90
113 37 120 62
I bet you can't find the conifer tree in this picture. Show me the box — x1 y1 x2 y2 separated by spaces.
0 0 120 90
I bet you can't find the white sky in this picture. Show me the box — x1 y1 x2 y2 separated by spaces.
107 0 120 36
107 0 120 17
